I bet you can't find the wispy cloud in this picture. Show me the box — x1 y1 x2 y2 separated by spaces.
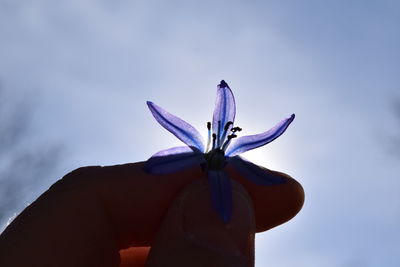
0 85 63 230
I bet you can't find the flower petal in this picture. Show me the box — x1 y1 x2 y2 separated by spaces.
212 80 236 137
228 156 286 185
207 170 232 223
144 146 204 174
147 101 205 152
225 114 295 157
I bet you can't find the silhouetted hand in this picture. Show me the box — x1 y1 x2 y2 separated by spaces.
0 162 304 267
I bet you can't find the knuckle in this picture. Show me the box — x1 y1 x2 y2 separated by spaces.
49 166 102 192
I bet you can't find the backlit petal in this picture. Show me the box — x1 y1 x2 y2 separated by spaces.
208 170 232 223
144 146 204 174
147 101 205 152
228 156 286 185
225 114 295 157
212 80 236 137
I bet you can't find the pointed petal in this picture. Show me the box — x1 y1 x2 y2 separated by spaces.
212 80 236 136
225 114 295 157
228 156 286 185
144 146 204 174
147 101 205 152
207 170 232 223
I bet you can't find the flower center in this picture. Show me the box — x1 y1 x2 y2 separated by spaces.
204 148 226 170
203 120 242 170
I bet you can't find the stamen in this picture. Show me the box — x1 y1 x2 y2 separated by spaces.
212 133 217 149
206 122 211 152
217 120 221 148
220 121 233 146
222 133 237 151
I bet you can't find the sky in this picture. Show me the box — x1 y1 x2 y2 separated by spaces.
1 0 400 266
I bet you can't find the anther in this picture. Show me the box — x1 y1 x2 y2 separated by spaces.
228 134 237 139
231 126 242 133
224 121 233 131
207 122 211 130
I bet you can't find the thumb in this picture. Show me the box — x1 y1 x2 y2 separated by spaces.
145 177 255 267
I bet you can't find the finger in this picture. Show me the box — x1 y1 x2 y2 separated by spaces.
93 162 303 242
226 165 305 232
146 178 255 267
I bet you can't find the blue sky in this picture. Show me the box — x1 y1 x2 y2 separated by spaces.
1 0 400 266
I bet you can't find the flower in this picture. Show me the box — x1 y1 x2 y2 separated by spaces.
144 80 295 223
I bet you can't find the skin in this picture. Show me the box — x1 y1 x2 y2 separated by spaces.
0 161 304 267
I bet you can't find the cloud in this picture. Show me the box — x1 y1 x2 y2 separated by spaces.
1 0 400 265
0 84 63 231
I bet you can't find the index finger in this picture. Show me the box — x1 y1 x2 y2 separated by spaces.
93 161 304 247
90 161 303 247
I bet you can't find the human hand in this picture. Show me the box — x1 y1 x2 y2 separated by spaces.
0 161 304 267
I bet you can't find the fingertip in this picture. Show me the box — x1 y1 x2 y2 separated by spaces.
227 166 305 232
254 173 304 232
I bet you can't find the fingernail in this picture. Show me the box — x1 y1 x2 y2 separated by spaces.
180 179 255 264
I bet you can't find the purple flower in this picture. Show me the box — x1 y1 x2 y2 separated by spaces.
145 80 295 223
